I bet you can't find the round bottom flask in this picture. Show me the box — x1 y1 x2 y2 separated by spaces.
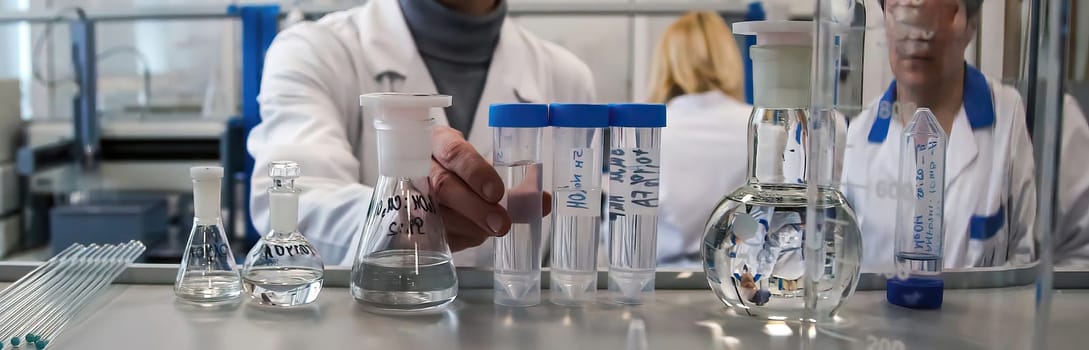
702 184 862 320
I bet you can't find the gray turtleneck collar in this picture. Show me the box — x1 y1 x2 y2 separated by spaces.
398 0 506 135
400 0 506 64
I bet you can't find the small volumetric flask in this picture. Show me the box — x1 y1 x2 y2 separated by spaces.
548 104 608 306
489 103 547 307
888 108 946 309
607 104 666 305
176 166 242 303
242 161 324 307
351 93 458 313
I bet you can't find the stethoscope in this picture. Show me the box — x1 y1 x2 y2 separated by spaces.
376 69 535 103
375 71 406 92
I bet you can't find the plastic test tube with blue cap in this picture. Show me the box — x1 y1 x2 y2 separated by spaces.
549 103 609 306
489 103 548 307
888 107 946 309
607 104 666 304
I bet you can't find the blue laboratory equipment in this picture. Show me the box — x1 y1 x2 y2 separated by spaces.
887 108 947 310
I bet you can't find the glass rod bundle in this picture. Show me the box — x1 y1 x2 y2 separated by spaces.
0 241 146 349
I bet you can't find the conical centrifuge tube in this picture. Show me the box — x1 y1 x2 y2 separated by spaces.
888 107 946 310
608 104 666 305
242 161 325 307
548 103 608 306
350 93 458 313
175 166 242 303
490 103 547 307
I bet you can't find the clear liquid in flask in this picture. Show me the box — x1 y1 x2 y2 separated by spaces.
703 184 862 320
353 249 458 311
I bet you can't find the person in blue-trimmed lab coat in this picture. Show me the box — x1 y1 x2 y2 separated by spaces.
247 0 595 267
842 0 1089 272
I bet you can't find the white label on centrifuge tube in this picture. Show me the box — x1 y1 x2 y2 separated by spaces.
557 147 600 216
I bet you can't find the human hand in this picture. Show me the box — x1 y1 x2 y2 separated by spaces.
430 127 552 252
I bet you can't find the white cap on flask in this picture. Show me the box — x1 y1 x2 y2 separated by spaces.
269 161 301 233
360 93 452 178
733 20 812 45
190 166 224 223
733 21 813 108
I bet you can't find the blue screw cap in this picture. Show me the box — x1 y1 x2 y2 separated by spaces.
608 103 666 128
34 340 47 349
887 277 944 309
489 103 549 128
549 104 609 128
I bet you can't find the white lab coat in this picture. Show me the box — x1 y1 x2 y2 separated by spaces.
842 67 1038 273
657 91 753 265
1054 96 1089 268
247 0 595 266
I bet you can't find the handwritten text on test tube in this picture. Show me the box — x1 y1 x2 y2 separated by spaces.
609 148 661 218
558 148 600 216
912 140 940 253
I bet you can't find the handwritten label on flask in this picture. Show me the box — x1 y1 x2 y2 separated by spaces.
372 194 437 237
557 148 601 216
262 244 316 259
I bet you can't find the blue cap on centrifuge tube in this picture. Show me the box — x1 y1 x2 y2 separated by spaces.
489 103 549 128
608 104 666 128
887 277 944 309
549 104 609 128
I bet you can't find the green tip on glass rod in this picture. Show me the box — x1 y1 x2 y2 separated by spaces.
34 340 47 349
9 337 19 346
24 334 38 343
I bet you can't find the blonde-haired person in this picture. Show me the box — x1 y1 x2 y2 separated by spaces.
650 11 752 266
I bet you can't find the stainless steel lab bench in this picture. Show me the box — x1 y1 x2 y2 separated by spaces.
1 265 1086 350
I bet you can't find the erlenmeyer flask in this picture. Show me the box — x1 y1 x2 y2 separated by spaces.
242 161 324 307
350 93 458 312
175 166 242 303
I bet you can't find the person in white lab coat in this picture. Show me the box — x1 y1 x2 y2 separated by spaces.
843 0 1089 272
648 12 752 266
247 0 595 266
1053 98 1089 267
